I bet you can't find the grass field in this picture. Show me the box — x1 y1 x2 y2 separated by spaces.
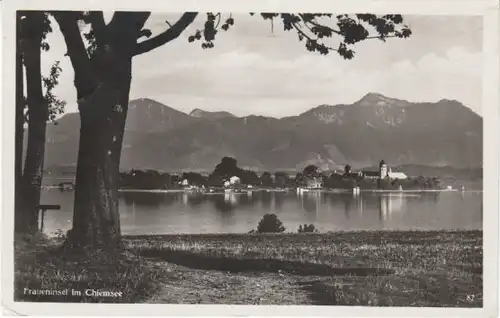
14 230 482 306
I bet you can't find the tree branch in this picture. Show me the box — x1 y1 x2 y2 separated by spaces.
292 22 336 52
88 12 107 47
298 14 342 36
108 11 150 41
134 12 198 56
214 13 222 29
301 14 405 41
300 20 316 35
365 34 399 40
52 11 97 100
292 22 311 40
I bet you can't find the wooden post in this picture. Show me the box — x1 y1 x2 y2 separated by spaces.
40 208 45 232
37 204 61 232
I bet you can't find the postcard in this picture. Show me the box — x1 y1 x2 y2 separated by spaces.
1 0 498 316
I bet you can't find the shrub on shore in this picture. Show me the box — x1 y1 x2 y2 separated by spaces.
298 224 318 233
256 214 286 233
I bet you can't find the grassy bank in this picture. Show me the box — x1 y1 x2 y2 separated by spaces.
15 230 482 306
14 234 171 303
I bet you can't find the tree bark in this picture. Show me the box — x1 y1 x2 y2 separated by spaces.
56 12 148 250
67 59 132 250
55 11 193 251
14 13 26 233
20 22 47 234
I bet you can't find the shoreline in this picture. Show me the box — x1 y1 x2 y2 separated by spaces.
124 228 482 239
40 228 484 239
117 188 483 194
40 186 483 194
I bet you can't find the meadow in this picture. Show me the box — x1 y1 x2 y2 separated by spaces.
15 230 482 306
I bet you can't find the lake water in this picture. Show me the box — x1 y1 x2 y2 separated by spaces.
39 189 482 236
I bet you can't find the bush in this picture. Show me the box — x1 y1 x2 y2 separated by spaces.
256 214 285 233
298 224 318 233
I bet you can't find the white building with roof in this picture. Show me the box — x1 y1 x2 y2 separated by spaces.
388 170 408 180
229 176 241 185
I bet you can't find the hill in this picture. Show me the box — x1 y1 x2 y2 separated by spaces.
189 109 236 120
41 93 482 172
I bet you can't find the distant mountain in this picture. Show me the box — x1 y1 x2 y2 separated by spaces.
277 93 482 169
43 98 198 169
189 108 236 120
126 98 195 132
40 93 482 172
391 164 482 180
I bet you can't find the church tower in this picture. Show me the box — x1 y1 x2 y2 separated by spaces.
379 160 388 179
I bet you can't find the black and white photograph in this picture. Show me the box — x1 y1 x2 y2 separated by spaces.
2 0 499 316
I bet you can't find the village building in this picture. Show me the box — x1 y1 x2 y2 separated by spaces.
343 164 363 179
388 171 408 180
361 171 379 180
229 176 241 185
380 160 389 178
357 160 408 180
306 177 323 189
344 172 362 179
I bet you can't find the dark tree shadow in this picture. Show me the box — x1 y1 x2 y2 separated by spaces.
136 248 395 277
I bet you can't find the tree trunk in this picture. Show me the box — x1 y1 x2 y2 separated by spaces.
20 32 47 234
54 12 150 251
14 16 26 233
67 59 132 250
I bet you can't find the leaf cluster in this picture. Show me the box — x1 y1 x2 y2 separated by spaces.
43 61 67 122
18 12 67 123
187 12 412 60
188 13 235 49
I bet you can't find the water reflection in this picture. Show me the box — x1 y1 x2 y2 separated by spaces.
275 193 285 210
342 194 353 219
40 189 483 235
378 194 404 223
224 192 237 205
302 192 320 213
260 191 273 209
186 193 205 207
297 192 321 223
121 191 175 208
238 192 258 208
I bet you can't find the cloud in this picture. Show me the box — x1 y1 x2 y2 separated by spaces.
40 15 482 117
388 47 482 113
128 43 481 117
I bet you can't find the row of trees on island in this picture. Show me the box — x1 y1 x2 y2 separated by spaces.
120 157 443 191
14 10 413 252
120 157 291 189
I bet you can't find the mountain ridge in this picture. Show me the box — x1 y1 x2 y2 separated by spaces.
189 108 236 120
41 93 483 172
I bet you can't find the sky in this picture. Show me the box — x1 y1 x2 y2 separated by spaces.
41 14 483 118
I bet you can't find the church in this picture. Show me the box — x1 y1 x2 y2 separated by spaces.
362 160 408 180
